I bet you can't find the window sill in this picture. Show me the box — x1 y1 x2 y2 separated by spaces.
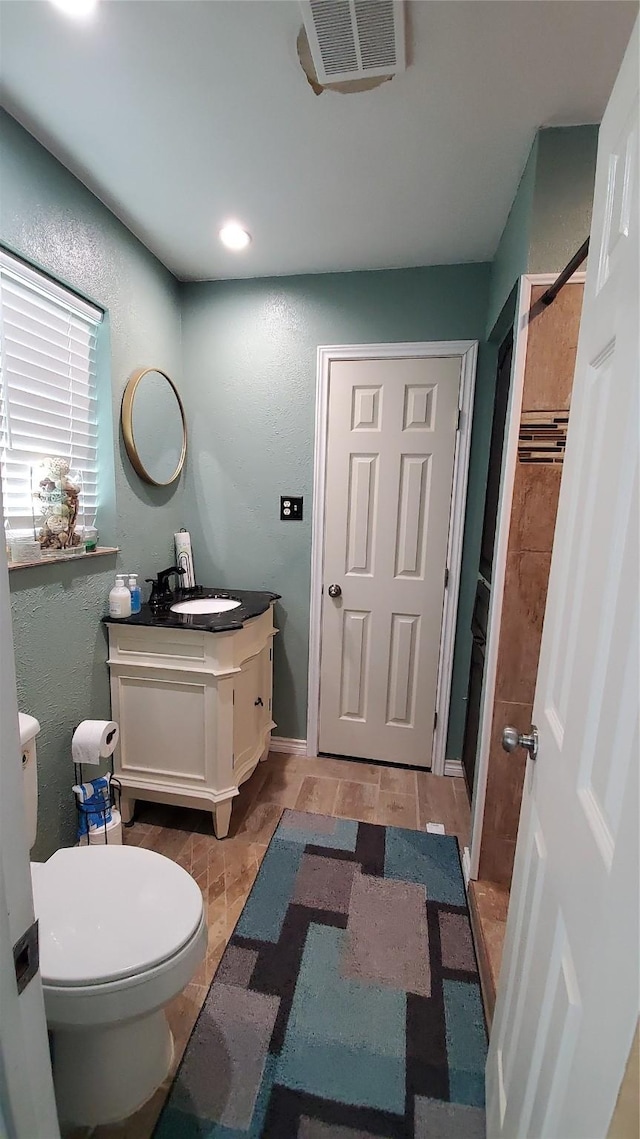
8 546 119 572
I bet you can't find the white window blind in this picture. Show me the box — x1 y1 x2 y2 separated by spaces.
0 250 103 532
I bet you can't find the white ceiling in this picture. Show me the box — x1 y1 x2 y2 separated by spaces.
0 1 636 281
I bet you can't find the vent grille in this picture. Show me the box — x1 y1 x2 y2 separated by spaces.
300 0 405 85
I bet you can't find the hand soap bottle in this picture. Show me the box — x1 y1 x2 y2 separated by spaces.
128 574 141 614
109 574 131 619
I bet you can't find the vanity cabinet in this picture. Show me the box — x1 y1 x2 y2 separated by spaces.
106 606 276 838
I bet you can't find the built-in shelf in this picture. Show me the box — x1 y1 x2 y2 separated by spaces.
8 546 119 571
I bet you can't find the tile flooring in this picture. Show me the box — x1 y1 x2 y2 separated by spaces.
468 877 510 1025
67 751 471 1139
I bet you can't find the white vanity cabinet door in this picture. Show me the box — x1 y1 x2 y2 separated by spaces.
115 670 209 787
260 642 274 736
107 606 277 840
233 645 273 782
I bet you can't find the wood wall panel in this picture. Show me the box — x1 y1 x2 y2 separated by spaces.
495 551 552 706
479 698 531 885
510 463 563 553
522 283 584 411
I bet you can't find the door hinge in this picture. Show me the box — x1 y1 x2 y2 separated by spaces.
444 567 449 589
270 647 272 661
433 711 438 731
13 919 39 996
232 689 235 705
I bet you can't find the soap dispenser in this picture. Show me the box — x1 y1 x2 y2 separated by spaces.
109 575 131 619
128 574 141 614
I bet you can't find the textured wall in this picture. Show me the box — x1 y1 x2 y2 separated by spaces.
528 126 599 274
486 137 538 334
180 266 492 752
1 112 188 858
487 126 598 335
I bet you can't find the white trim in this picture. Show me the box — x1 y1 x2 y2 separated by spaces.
433 343 477 774
444 758 464 778
269 736 308 756
461 845 472 887
468 271 587 880
307 340 478 776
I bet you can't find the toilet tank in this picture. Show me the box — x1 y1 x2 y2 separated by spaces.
19 713 40 851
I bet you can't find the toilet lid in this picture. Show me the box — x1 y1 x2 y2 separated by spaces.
31 845 204 987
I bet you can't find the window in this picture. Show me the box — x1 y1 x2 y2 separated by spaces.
0 249 103 534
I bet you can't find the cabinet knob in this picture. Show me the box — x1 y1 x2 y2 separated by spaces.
255 697 263 707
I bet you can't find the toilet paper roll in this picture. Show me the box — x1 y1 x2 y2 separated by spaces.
72 720 119 766
88 808 122 844
174 530 196 589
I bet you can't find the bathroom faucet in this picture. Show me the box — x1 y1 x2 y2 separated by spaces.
145 566 186 607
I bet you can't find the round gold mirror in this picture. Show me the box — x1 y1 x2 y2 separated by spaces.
121 367 187 487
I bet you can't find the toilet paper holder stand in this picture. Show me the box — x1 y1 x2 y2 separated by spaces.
73 751 123 844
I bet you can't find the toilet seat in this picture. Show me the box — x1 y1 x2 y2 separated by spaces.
31 844 204 987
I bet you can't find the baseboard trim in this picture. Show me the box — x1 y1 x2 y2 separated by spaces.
444 758 464 778
269 736 308 756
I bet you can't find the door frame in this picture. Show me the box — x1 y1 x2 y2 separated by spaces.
307 340 478 775
467 272 586 880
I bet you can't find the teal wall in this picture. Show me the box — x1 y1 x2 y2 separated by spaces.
180 267 492 752
0 111 189 858
528 126 599 273
487 125 598 336
486 137 538 334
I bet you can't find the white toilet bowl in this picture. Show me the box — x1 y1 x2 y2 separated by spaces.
31 843 207 1127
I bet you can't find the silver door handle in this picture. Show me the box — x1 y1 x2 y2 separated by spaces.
328 584 342 598
502 724 539 760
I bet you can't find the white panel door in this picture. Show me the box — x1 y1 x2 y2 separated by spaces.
487 24 639 1139
319 355 461 766
0 492 59 1136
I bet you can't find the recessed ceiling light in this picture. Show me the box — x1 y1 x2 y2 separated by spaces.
219 223 252 251
50 0 98 17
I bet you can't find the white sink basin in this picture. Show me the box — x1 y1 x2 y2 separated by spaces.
170 598 241 615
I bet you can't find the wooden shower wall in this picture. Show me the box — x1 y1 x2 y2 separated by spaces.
478 281 585 887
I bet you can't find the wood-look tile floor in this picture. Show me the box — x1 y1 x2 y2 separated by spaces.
70 752 470 1139
469 877 510 1023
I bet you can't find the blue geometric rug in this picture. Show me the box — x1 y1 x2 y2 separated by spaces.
154 810 487 1138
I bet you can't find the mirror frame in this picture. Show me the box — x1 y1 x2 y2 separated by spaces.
121 367 187 487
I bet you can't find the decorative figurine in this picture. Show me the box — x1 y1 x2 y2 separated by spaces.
32 457 84 554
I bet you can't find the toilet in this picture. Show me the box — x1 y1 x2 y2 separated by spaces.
20 713 207 1128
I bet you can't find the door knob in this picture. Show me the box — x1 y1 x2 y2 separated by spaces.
328 584 342 598
502 724 539 760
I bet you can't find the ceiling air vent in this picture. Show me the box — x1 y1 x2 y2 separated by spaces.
299 0 406 85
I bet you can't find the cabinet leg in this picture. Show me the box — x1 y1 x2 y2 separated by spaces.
213 800 232 840
120 795 135 826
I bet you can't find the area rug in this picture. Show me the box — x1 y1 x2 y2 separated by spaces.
154 811 487 1138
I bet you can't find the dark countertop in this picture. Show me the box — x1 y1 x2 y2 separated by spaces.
103 586 280 634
